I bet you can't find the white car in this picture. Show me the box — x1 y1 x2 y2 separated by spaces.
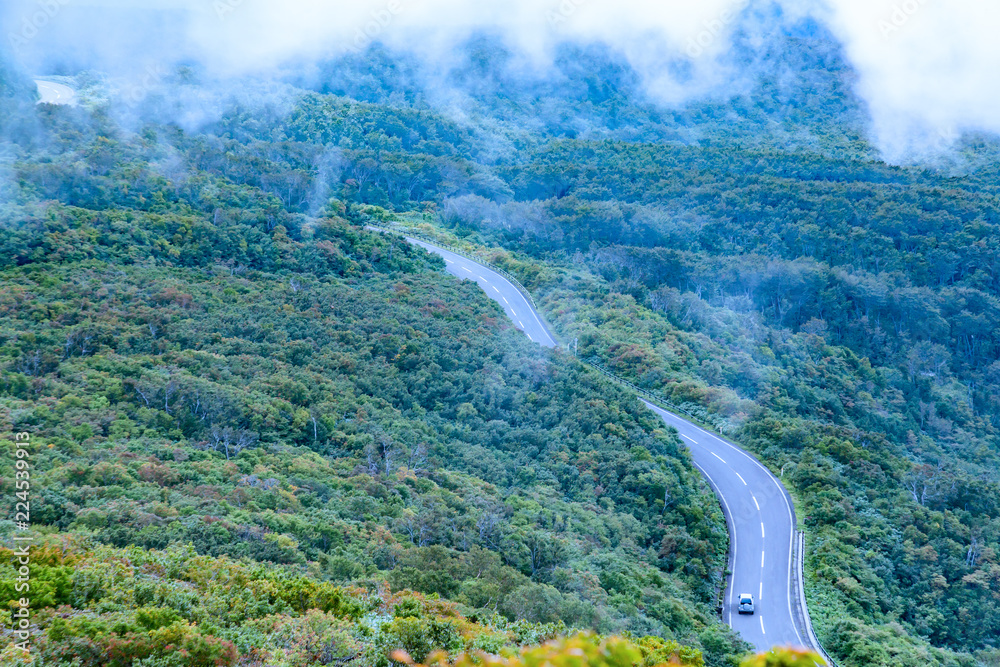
738 593 755 614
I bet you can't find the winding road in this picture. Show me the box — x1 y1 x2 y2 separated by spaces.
402 233 813 654
407 238 558 348
642 401 804 651
35 80 77 106
32 75 821 659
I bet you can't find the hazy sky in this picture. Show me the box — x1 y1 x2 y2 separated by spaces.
819 0 1000 161
3 0 997 161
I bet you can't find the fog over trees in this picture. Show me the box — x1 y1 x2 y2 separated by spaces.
1 5 1000 667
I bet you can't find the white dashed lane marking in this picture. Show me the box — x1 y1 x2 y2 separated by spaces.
735 472 747 485
712 452 726 464
753 495 760 511
681 434 698 444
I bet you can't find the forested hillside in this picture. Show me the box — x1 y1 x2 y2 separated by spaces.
0 11 999 667
420 38 1000 667
0 63 751 665
295 27 1000 666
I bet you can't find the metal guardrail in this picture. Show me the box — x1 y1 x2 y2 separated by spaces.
372 219 839 664
593 356 838 663
795 531 840 666
581 360 704 423
365 222 539 310
605 363 838 663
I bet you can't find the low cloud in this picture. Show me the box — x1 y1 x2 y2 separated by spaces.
3 0 1000 162
2 1 751 89
816 0 1000 161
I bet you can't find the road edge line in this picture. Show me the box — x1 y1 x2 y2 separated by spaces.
383 222 836 661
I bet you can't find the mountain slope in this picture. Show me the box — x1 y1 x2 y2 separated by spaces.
0 105 748 665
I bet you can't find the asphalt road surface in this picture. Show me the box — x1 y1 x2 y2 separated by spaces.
642 401 804 652
35 80 77 105
410 235 808 653
407 239 557 348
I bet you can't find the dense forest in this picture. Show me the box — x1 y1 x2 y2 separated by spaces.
0 58 756 665
0 11 998 667
421 34 1000 667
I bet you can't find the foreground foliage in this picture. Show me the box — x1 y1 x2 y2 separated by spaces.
5 15 999 664
0 541 576 667
389 635 820 667
0 76 744 663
